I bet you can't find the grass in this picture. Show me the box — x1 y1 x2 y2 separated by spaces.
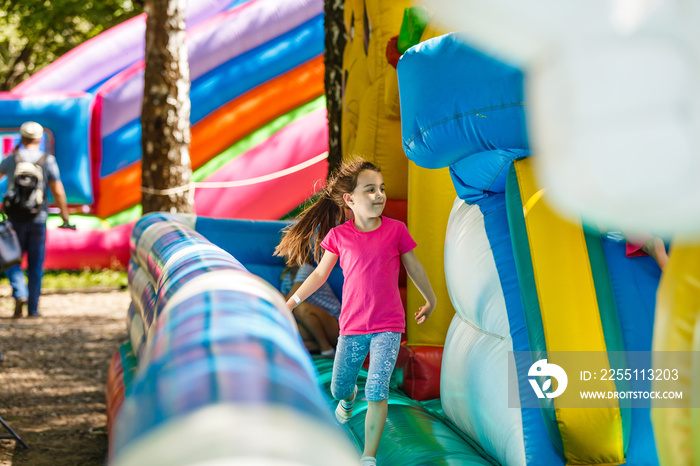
1 269 128 291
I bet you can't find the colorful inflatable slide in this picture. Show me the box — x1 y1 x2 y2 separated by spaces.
0 0 329 270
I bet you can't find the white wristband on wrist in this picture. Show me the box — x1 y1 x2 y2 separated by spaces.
291 293 301 306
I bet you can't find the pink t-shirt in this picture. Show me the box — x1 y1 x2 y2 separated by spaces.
625 233 653 257
320 216 417 335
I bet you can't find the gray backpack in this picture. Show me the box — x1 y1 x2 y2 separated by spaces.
3 150 47 222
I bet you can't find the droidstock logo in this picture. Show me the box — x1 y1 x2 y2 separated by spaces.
529 359 568 398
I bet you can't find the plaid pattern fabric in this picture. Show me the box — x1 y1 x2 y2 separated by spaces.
115 215 339 458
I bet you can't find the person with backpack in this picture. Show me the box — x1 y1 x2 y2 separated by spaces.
0 121 70 318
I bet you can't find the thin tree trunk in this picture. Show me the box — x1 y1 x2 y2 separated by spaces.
141 0 193 214
324 0 346 177
2 42 34 91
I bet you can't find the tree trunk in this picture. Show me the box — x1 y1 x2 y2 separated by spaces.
141 0 193 214
324 0 346 177
2 43 34 91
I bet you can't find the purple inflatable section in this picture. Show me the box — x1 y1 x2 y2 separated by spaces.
189 0 321 78
12 0 238 94
99 0 323 137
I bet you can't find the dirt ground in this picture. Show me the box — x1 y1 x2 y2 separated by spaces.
0 284 130 466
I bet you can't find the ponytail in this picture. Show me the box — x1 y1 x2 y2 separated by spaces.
275 191 343 267
275 159 380 267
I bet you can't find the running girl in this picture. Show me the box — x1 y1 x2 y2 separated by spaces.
275 160 437 466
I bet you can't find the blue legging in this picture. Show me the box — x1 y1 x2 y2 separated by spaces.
330 331 401 402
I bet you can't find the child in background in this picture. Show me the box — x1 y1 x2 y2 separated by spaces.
275 161 437 466
280 262 340 356
626 234 670 270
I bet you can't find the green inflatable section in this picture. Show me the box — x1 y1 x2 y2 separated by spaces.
118 340 139 397
47 214 107 230
397 6 430 54
313 358 498 465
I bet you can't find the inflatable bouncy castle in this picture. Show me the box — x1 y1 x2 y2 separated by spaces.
1 0 329 270
109 2 697 465
108 213 502 464
8 0 696 463
394 17 697 466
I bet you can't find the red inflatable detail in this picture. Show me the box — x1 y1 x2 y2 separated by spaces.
396 344 443 401
386 35 401 69
105 349 125 439
382 199 407 224
44 222 134 270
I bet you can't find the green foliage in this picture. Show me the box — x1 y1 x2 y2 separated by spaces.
1 269 128 290
0 0 144 90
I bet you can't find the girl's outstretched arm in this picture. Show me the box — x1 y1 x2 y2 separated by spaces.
285 250 339 311
401 250 437 324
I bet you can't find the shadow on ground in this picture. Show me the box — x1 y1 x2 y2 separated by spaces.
0 287 130 466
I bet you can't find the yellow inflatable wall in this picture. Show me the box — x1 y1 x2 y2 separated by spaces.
342 0 410 200
652 243 700 466
341 4 455 345
405 18 456 346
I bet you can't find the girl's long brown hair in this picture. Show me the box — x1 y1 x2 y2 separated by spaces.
275 160 381 267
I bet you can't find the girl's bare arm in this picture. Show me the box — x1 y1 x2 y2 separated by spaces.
401 250 437 324
285 251 338 311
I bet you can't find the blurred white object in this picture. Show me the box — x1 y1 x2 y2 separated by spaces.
112 404 359 466
428 0 700 235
